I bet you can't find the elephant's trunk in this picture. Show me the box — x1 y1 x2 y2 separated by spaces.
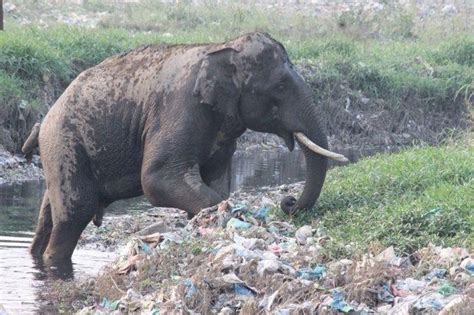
280 109 343 214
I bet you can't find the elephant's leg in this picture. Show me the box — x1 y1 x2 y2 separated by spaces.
142 164 223 215
30 190 53 257
42 218 91 265
42 162 99 264
201 142 236 199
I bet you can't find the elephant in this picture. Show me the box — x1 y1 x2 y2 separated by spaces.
24 32 347 265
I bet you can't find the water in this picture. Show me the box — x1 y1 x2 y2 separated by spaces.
0 146 393 313
0 149 312 313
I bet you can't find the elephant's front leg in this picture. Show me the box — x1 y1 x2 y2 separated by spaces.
200 142 237 199
141 159 224 216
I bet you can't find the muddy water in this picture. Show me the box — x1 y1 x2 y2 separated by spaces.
0 181 116 314
0 147 392 313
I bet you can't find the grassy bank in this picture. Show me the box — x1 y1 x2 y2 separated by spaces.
293 139 473 257
1 1 473 151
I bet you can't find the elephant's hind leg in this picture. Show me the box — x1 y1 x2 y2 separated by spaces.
30 190 53 257
43 218 91 264
42 194 99 264
41 157 100 264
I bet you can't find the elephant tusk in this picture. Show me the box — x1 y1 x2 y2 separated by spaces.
294 132 349 162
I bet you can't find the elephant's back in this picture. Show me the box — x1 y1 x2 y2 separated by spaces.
38 43 211 201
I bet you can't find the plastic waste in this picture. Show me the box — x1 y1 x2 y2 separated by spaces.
438 283 456 296
295 225 312 245
183 279 197 299
376 246 410 267
257 259 280 276
425 268 447 281
280 239 298 253
219 306 233 315
254 207 270 221
70 188 473 314
198 226 215 236
259 196 276 209
234 283 255 296
233 234 261 250
226 218 252 230
120 238 152 257
395 278 426 293
231 204 247 215
439 295 470 315
460 257 474 274
116 253 146 275
100 297 121 311
436 246 469 264
139 232 163 247
411 292 447 311
381 295 418 314
377 284 394 303
210 272 259 295
259 290 279 311
296 265 326 280
330 289 354 313
268 243 282 255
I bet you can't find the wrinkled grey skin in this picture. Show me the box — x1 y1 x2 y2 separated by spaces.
27 32 328 265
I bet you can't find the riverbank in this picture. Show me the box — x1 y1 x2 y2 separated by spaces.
41 143 473 313
1 1 472 154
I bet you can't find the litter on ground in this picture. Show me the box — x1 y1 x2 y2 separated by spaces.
67 185 472 314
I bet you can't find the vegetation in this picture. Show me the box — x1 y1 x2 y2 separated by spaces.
1 2 472 144
290 137 474 257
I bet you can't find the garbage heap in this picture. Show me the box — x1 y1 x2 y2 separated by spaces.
77 192 473 314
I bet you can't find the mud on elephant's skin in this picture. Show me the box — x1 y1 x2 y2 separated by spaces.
24 32 347 264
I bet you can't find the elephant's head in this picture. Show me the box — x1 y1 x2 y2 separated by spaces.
193 32 347 214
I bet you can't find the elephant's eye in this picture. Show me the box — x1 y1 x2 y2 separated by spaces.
277 76 288 90
271 106 279 119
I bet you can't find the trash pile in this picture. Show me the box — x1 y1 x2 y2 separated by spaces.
73 191 473 314
77 206 188 252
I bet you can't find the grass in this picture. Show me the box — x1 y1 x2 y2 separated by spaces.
290 140 474 258
1 1 472 116
0 25 471 126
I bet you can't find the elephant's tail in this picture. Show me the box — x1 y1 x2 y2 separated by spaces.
22 122 41 163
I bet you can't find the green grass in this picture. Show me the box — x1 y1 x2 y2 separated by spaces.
1 25 472 110
291 142 473 257
0 1 472 152
1 1 473 115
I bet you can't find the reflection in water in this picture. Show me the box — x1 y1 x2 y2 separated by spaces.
0 243 114 314
0 180 44 235
231 149 306 190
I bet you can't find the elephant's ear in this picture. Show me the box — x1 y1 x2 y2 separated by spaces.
193 47 240 118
